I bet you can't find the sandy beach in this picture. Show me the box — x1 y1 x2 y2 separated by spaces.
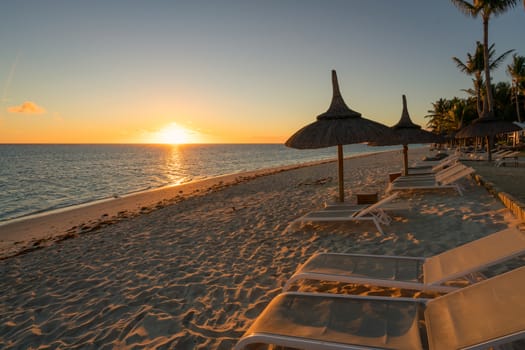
0 148 523 349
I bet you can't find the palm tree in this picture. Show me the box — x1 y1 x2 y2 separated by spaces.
507 54 525 122
492 81 514 119
451 0 519 118
453 42 485 116
453 42 513 117
425 98 451 134
425 98 473 135
448 98 469 130
426 97 478 137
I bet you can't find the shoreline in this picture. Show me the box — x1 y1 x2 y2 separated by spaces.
0 148 400 260
0 144 406 224
0 155 341 226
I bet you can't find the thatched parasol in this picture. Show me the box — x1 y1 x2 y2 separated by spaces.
285 70 398 202
455 115 521 161
380 95 445 175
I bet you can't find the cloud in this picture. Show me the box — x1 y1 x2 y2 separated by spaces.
7 101 46 114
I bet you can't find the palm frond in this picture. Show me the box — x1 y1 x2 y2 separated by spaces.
487 0 519 16
452 56 469 73
450 0 478 17
489 48 514 70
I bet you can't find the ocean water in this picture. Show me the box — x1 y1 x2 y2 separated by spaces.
0 143 404 223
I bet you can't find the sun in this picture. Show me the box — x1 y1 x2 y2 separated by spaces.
155 123 193 144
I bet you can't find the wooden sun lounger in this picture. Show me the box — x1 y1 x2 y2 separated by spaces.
394 162 467 184
408 154 459 175
291 193 399 235
494 151 521 167
283 227 525 293
235 267 525 350
496 158 525 167
463 149 513 161
387 166 474 196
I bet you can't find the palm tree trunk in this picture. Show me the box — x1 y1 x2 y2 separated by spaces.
516 88 522 122
476 84 483 117
337 144 344 202
403 144 408 176
522 97 525 125
486 136 493 161
483 15 495 117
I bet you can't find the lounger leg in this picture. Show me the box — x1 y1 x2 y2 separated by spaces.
373 218 384 235
455 184 463 196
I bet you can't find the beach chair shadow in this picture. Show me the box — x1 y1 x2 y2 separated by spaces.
283 227 525 293
235 267 525 350
290 193 399 235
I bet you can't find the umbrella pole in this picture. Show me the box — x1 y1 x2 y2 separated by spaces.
337 144 344 202
487 135 492 161
403 144 408 176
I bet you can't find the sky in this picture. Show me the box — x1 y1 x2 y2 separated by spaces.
1 0 524 144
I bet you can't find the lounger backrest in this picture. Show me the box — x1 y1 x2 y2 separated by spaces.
434 165 469 183
495 150 513 158
497 152 520 161
431 155 458 172
352 192 398 218
423 227 525 285
425 266 525 350
434 163 466 182
501 151 520 159
438 166 474 185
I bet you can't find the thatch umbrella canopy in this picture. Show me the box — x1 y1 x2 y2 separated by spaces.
285 70 399 202
455 115 521 161
379 95 445 175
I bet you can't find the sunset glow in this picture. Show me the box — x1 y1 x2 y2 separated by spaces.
0 2 523 144
153 123 196 145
